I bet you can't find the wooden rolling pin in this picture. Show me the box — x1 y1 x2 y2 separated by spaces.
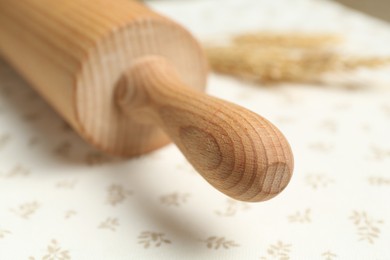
0 0 293 202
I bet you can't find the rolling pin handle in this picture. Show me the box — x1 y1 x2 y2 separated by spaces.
115 56 294 202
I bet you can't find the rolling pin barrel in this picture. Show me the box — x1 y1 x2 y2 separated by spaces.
0 0 293 202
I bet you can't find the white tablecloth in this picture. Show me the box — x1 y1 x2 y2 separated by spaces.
1 0 390 259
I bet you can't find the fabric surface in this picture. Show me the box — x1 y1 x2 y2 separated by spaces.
1 0 390 259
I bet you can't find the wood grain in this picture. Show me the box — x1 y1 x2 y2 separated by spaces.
0 0 293 201
116 56 293 202
0 0 207 156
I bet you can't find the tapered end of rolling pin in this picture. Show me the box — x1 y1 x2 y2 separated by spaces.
116 56 294 202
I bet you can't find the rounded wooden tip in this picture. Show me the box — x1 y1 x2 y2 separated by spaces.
116 56 294 202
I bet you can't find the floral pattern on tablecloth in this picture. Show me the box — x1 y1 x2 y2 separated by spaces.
1 0 390 259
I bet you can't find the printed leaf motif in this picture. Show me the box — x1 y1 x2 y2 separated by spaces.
159 192 190 207
275 115 295 125
368 176 390 186
308 142 333 152
288 208 311 223
322 250 337 260
200 236 239 250
333 103 350 111
360 123 371 133
260 241 291 260
381 104 390 118
28 136 40 147
215 199 250 217
305 174 334 189
107 184 133 206
0 229 11 239
56 179 78 189
98 218 119 231
64 210 77 219
138 231 171 249
175 162 197 174
38 239 71 260
370 145 390 161
349 211 383 244
10 201 40 219
280 93 301 105
0 133 11 149
320 120 338 133
54 141 72 158
6 164 30 178
85 151 112 166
